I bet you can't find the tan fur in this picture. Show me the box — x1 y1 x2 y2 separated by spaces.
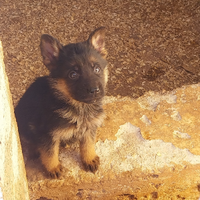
104 66 109 85
89 55 98 63
55 106 105 130
39 141 60 172
53 108 105 146
51 78 78 104
101 49 108 59
80 132 98 167
52 124 76 143
51 78 91 108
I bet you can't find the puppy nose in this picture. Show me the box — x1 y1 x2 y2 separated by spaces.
89 87 100 94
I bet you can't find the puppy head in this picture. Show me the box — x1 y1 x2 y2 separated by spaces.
40 27 108 104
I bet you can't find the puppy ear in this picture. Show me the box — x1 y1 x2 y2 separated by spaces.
40 34 63 71
88 27 107 58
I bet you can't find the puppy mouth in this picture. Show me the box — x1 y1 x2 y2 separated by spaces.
80 96 103 104
70 87 104 104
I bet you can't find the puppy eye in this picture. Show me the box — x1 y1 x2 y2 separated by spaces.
94 65 101 74
69 71 79 80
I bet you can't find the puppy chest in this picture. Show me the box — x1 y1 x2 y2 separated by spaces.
52 113 104 142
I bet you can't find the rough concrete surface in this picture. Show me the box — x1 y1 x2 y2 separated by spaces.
0 42 29 199
24 84 200 200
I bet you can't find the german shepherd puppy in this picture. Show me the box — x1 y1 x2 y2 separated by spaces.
15 27 108 178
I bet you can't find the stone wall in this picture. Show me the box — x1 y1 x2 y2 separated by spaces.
0 42 29 200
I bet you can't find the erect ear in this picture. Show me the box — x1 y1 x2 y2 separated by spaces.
40 34 63 71
88 27 107 58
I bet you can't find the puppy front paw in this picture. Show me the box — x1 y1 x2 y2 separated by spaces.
48 163 63 178
82 155 100 173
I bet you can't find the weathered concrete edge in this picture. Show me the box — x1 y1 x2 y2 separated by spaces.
0 41 29 200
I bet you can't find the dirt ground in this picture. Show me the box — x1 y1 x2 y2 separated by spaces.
0 0 200 106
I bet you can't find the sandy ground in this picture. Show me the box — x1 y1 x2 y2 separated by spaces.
0 0 200 106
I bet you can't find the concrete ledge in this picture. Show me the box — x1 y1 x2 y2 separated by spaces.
26 84 200 199
0 41 29 200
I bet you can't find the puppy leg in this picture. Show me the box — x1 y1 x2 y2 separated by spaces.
39 141 62 178
80 133 99 173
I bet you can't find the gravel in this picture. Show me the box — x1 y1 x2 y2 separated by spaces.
0 0 200 106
